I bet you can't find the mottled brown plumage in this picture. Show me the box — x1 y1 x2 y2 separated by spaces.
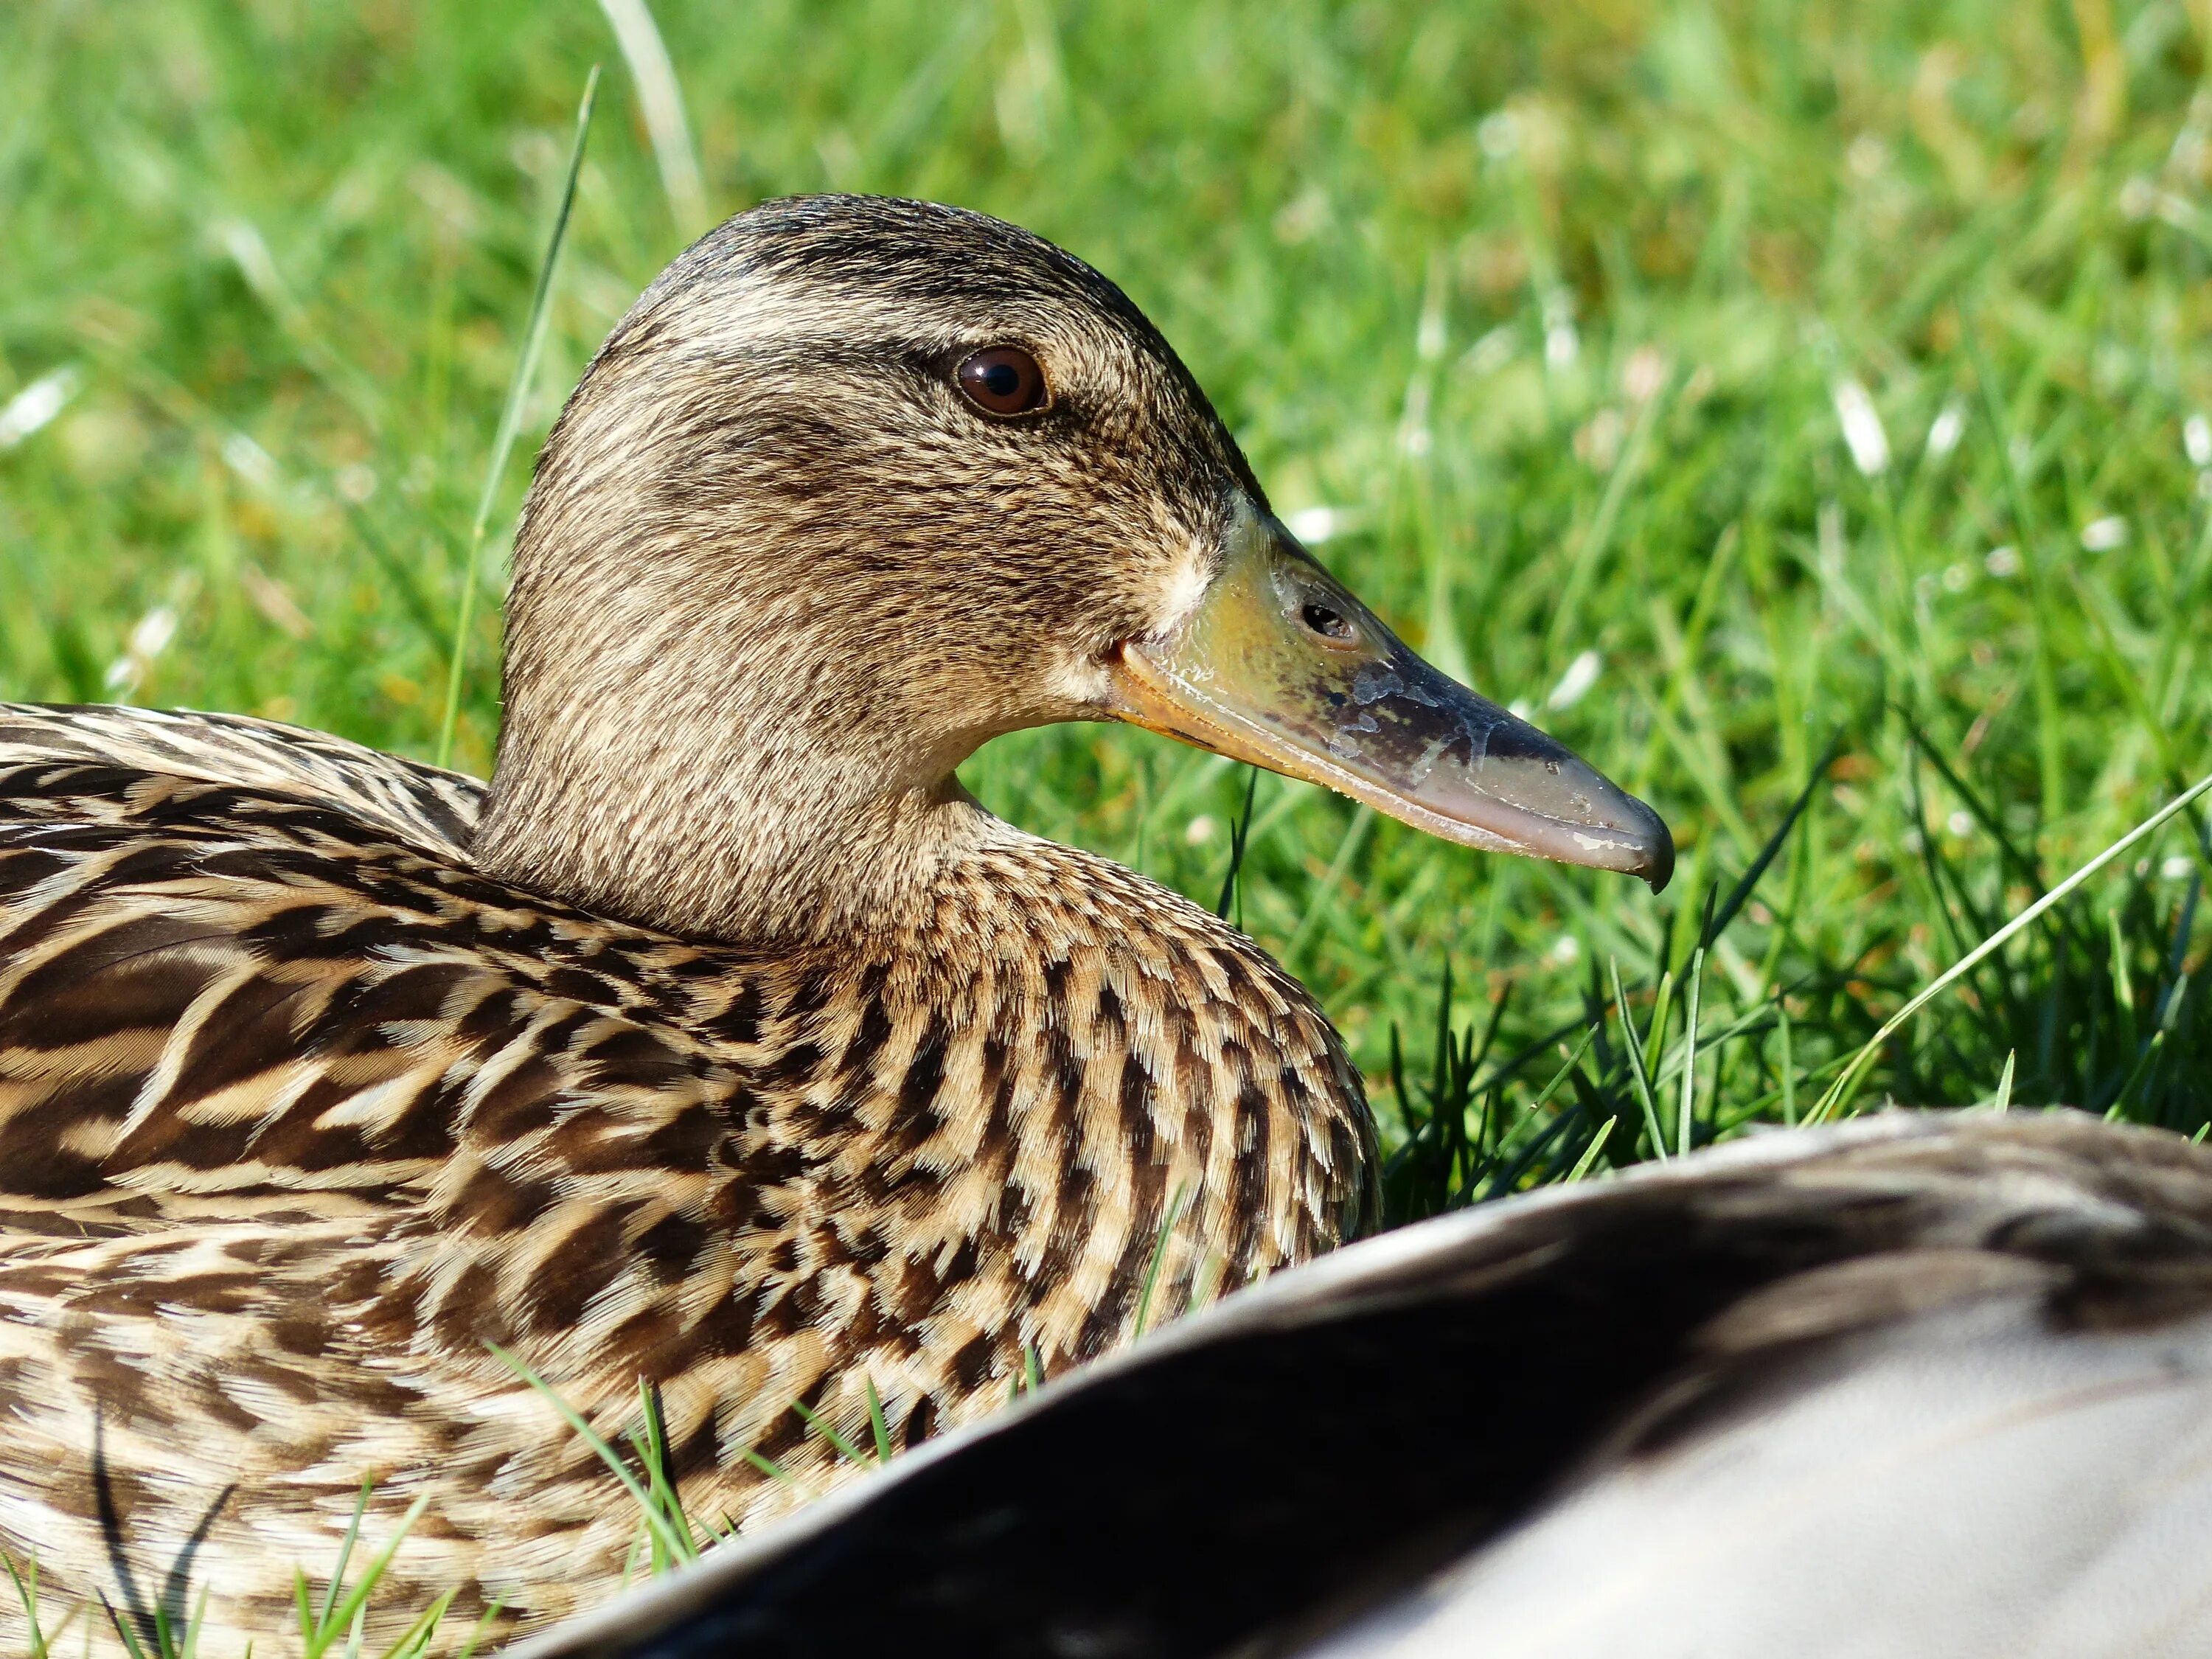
0 196 1659 1652
0 718 1361 1644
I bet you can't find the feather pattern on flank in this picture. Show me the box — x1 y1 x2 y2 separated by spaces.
0 711 1368 1637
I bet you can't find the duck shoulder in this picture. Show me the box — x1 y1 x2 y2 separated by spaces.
0 702 483 858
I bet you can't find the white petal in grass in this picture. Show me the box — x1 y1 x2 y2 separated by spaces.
240 562 314 640
1986 545 2023 579
1545 649 1602 712
1573 408 1624 471
1925 397 1966 461
1542 288 1579 371
1463 326 1517 377
1831 378 1891 477
2080 515 2128 552
1284 505 1356 545
2188 414 2212 469
221 431 278 490
1621 345 1668 406
2165 855 2196 881
129 608 178 661
0 366 81 450
216 218 286 311
1184 815 1217 846
1416 305 1447 364
1549 934 1582 966
1947 810 1975 838
103 605 181 697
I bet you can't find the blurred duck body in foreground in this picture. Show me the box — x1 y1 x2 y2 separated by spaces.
515 1110 2212 1659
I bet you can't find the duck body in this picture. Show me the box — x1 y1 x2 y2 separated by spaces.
0 703 1364 1635
0 195 1666 1648
511 1110 2212 1659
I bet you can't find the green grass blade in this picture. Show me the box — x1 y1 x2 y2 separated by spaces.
372 1587 455 1659
448 1597 507 1659
1565 1117 1615 1183
741 1448 799 1489
1677 945 1704 1157
625 1379 698 1566
863 1377 894 1465
100 1595 153 1659
1812 770 2212 1122
486 1342 692 1563
318 1479 375 1630
435 65 600 768
1704 730 1843 947
1777 998 1796 1127
300 1495 429 1659
1131 1179 1193 1338
3 1549 61 1659
1610 955 1665 1155
178 1585 208 1659
596 0 707 237
788 1399 875 1468
1214 766 1259 922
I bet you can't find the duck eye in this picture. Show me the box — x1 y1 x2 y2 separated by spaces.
957 347 1048 416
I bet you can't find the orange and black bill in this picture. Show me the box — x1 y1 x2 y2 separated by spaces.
1109 508 1674 892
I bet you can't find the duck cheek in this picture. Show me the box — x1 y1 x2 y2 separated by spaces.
1102 510 1674 891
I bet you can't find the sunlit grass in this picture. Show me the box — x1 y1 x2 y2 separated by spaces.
7 0 2212 1644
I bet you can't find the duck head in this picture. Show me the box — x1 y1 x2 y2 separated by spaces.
474 196 1671 944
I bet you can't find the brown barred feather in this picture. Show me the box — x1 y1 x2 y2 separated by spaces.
0 718 1371 1645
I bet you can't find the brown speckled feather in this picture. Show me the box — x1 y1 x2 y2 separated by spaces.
0 709 1371 1645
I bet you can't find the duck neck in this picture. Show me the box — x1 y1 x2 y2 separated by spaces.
466 399 1048 945
472 687 1006 947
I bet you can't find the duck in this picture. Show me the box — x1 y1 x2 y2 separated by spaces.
509 1108 2212 1659
0 195 1671 1649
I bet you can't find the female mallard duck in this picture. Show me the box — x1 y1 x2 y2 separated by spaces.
0 195 1669 1646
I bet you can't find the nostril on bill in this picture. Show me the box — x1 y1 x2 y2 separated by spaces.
1300 602 1352 640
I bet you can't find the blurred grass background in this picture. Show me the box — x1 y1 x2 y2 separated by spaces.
7 0 2212 1207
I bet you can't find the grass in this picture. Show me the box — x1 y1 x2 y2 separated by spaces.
9 0 2212 1641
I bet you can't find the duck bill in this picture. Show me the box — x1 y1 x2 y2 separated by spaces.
1107 511 1674 891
